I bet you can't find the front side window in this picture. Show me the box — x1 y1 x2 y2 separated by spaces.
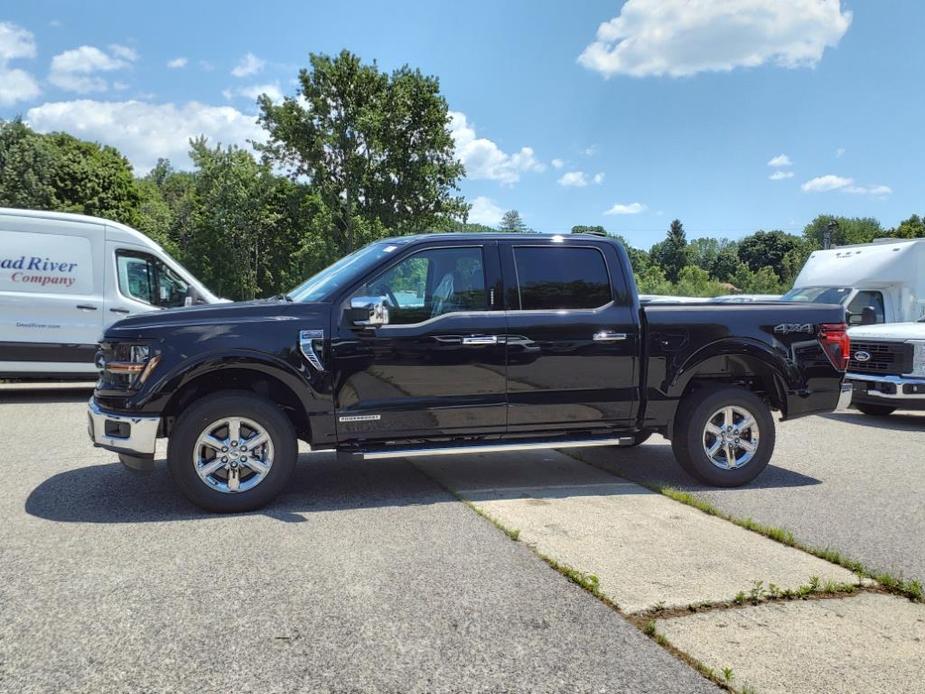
116 251 190 308
351 246 487 325
847 290 885 324
512 246 612 310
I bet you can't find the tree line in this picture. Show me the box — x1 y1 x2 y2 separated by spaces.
1 49 922 301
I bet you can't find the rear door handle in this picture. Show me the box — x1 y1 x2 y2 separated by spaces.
593 330 627 342
76 304 98 311
461 335 498 345
110 308 131 314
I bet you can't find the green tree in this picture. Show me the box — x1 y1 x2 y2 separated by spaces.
499 210 527 232
0 119 58 210
803 214 884 248
674 265 725 297
257 50 467 255
711 245 740 282
571 224 607 237
893 214 925 238
737 230 801 277
730 263 784 294
634 264 673 295
650 219 689 283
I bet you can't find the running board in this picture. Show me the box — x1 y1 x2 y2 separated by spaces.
359 436 635 460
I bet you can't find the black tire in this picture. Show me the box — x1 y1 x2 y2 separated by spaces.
624 430 654 447
854 402 896 417
167 391 297 512
671 385 775 487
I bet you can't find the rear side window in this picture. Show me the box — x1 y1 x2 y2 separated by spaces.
512 246 612 310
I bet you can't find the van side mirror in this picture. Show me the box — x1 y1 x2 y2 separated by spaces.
861 306 878 325
348 296 389 327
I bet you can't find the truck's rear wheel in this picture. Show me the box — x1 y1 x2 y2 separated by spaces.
672 385 774 487
167 392 297 512
854 402 896 417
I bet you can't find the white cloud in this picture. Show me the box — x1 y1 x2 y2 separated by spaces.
605 202 647 215
558 171 589 187
801 174 851 192
558 170 605 187
0 22 40 106
449 111 544 185
25 99 265 173
49 45 136 93
769 170 794 181
167 57 188 69
801 174 891 196
224 82 283 103
836 147 846 158
768 154 792 167
231 52 265 78
468 196 505 226
579 0 852 78
551 158 565 169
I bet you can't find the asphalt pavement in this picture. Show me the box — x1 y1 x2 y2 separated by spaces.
577 408 925 584
0 387 712 694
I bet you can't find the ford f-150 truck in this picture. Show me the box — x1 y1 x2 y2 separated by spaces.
88 233 851 512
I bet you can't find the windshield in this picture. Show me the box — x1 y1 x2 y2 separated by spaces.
780 286 852 304
287 242 401 302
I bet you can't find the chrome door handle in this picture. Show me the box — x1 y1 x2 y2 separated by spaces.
593 331 627 342
462 335 498 345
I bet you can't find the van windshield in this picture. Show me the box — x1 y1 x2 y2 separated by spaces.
780 286 851 304
287 242 401 303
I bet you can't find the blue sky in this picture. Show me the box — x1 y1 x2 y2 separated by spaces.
1 1 922 248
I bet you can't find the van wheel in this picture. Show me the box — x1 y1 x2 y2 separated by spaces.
854 403 896 417
167 392 297 512
672 386 774 487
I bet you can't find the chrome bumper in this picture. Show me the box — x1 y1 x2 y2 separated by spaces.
836 382 853 410
845 373 925 401
87 398 160 457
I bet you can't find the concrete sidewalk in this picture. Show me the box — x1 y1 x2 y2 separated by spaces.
414 449 925 693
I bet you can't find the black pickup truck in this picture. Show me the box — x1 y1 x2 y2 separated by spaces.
88 233 851 512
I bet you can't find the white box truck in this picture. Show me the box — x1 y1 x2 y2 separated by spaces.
781 238 925 325
0 207 219 379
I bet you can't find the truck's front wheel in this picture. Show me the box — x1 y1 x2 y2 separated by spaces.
672 385 775 487
167 392 297 512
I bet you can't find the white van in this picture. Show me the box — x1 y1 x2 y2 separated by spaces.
781 238 925 325
0 207 219 378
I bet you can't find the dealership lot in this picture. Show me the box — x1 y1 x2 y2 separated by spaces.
2 385 923 692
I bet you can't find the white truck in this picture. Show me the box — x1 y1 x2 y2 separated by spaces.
781 238 925 325
0 207 219 379
844 320 925 416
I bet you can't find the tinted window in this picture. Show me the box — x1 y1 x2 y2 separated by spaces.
513 246 611 310
352 246 487 325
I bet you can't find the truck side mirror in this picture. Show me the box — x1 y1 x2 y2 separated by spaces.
349 296 389 327
861 306 878 325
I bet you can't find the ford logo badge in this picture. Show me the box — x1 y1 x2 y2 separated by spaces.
854 351 871 362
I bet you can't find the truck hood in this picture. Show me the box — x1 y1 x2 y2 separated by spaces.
848 322 925 342
104 300 330 339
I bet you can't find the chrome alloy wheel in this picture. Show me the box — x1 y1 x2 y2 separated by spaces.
702 405 760 470
193 417 274 493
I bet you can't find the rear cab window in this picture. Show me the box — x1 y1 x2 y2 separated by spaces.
510 245 613 310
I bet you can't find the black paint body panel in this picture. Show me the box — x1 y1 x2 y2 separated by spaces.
93 233 847 448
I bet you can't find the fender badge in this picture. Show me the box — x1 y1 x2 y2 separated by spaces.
773 323 814 335
299 329 325 371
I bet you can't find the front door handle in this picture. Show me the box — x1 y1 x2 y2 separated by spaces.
593 330 627 342
76 304 98 311
110 308 131 314
461 335 498 345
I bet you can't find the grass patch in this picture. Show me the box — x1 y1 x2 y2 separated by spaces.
645 483 923 603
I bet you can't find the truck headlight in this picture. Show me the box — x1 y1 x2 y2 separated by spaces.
908 341 925 377
107 343 161 386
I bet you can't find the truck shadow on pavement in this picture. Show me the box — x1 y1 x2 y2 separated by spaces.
821 410 925 432
25 444 821 524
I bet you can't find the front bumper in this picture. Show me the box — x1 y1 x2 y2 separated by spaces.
836 382 853 411
87 398 161 457
846 373 925 410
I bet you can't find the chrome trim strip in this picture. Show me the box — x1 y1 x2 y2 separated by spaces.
360 436 635 460
87 398 160 455
299 329 325 371
846 373 925 400
593 331 627 342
